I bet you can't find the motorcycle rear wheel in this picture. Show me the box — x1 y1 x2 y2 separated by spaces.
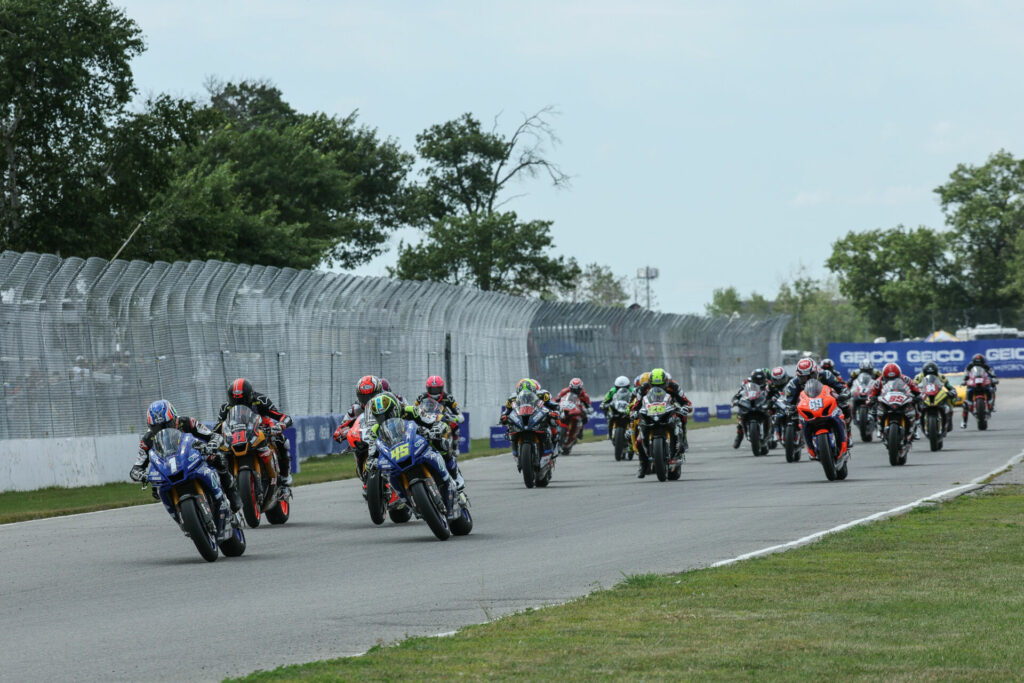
181 497 219 562
388 504 412 523
365 468 387 525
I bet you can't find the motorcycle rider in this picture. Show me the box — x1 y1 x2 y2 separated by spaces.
366 392 464 494
415 375 465 485
961 353 998 426
768 366 791 443
129 399 243 516
633 368 693 478
628 372 652 459
557 378 593 426
500 378 559 466
819 358 844 383
731 368 770 449
847 359 881 384
866 362 923 439
213 378 294 493
913 361 958 433
782 358 852 458
600 376 634 441
333 375 385 481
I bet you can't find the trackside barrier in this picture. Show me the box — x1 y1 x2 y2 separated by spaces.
489 426 511 449
829 339 1024 379
716 404 732 420
693 407 710 422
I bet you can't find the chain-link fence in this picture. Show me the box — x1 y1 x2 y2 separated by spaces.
0 251 788 441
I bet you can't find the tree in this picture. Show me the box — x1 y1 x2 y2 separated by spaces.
934 149 1024 317
392 109 578 295
774 272 871 355
827 225 959 339
0 0 144 253
705 286 743 317
571 263 629 307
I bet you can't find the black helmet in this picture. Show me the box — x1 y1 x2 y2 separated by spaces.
820 358 836 373
922 361 939 375
229 378 253 405
750 368 767 386
859 359 874 372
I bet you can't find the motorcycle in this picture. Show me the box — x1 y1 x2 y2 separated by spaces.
736 381 773 456
919 373 952 451
775 397 803 463
505 388 556 488
850 373 876 442
637 387 685 481
219 404 290 528
146 429 246 562
796 380 849 481
372 417 472 541
556 393 585 455
965 366 994 430
346 416 412 525
605 388 633 461
876 378 916 466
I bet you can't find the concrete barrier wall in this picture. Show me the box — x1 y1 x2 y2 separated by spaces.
0 434 138 492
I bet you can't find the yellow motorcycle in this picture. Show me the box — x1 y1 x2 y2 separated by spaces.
919 373 952 452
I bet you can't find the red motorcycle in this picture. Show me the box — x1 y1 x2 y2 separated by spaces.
797 380 849 482
556 393 585 455
343 416 411 525
965 366 994 431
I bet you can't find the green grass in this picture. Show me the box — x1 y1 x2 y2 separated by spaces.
234 484 1024 681
0 422 732 524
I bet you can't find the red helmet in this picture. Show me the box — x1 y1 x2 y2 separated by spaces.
568 377 584 394
795 358 817 379
356 375 381 406
426 375 445 398
881 362 901 380
770 366 786 382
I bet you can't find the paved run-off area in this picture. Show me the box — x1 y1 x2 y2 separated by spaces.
2 381 1022 681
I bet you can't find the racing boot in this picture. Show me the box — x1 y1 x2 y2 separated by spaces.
733 429 743 449
219 471 243 514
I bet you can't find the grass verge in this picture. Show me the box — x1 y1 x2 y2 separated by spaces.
234 484 1024 680
0 419 731 524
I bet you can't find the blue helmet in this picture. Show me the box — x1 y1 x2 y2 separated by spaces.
147 399 178 430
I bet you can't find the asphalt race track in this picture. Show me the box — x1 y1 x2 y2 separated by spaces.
3 381 1021 681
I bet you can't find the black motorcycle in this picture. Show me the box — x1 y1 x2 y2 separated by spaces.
736 381 772 456
850 373 876 442
604 388 633 461
505 388 556 489
775 397 803 463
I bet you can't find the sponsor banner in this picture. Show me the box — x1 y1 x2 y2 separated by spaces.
693 407 710 423
829 338 1024 378
716 404 733 420
591 417 608 435
458 412 470 454
490 425 512 449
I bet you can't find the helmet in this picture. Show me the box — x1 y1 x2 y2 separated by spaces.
972 353 984 364
640 371 651 386
368 393 401 422
356 375 381 406
922 361 939 375
568 377 584 394
516 378 538 393
426 375 445 398
750 368 767 386
614 375 630 389
859 359 874 372
770 366 786 383
229 378 253 405
650 368 667 386
881 362 902 380
379 378 391 392
147 399 178 430
820 358 836 373
795 358 817 379
633 374 642 388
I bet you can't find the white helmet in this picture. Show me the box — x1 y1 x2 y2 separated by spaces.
614 375 630 388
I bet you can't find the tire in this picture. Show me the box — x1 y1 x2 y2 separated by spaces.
749 421 761 456
450 506 473 536
784 422 797 463
219 522 246 557
652 437 668 482
535 468 551 487
976 397 988 430
238 469 261 528
857 406 872 442
180 497 218 562
887 422 902 467
557 426 567 454
410 480 450 541
365 469 387 525
265 495 290 525
927 413 941 452
613 425 625 461
521 442 536 489
816 433 837 481
388 504 412 523
836 461 849 480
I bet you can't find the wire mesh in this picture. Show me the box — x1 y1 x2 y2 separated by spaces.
0 251 788 440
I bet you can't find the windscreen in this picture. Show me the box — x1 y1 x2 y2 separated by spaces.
226 405 257 431
152 428 183 459
803 379 824 399
645 387 668 404
377 417 407 447
418 397 443 424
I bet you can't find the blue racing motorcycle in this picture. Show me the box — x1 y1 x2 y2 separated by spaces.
147 429 246 562
373 417 472 541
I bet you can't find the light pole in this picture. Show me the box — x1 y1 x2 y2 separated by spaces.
463 352 473 409
636 266 659 310
276 352 287 407
379 350 391 379
329 351 342 413
155 354 166 396
219 349 230 387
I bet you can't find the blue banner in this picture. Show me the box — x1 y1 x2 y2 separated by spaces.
458 412 470 454
829 338 1024 379
590 417 608 435
693 406 710 422
716 404 732 420
490 425 511 449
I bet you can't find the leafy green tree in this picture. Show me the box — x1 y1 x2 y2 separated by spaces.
827 225 959 339
705 286 744 316
934 149 1024 316
392 109 578 295
774 272 871 355
0 0 144 253
571 263 630 307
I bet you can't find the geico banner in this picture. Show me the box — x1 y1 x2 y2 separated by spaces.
829 339 1024 378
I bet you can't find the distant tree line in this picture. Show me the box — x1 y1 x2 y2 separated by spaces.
0 0 634 306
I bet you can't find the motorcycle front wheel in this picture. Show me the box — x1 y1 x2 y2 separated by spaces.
927 413 942 452
365 468 387 525
238 469 261 528
613 424 625 461
815 433 838 481
410 480 451 541
520 441 536 489
180 496 219 562
886 422 902 466
652 437 668 482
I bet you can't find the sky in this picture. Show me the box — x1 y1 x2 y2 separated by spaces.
116 0 1024 314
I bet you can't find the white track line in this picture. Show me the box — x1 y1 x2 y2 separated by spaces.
710 447 1024 568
